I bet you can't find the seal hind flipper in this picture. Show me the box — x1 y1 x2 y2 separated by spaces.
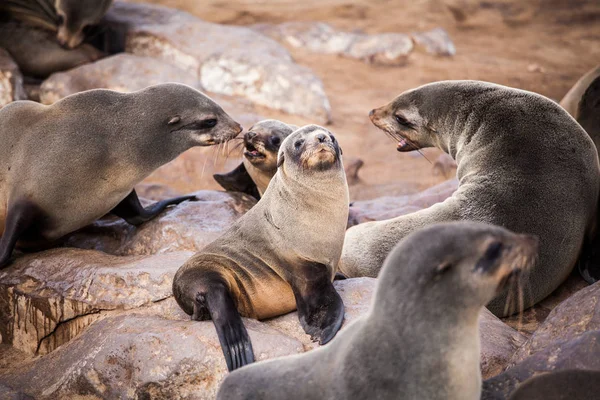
213 163 260 200
291 261 345 345
0 200 44 268
193 280 255 371
110 189 196 226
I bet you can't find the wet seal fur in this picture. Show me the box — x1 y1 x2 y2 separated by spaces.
173 125 349 371
217 221 538 400
213 119 298 200
0 83 242 268
340 80 600 317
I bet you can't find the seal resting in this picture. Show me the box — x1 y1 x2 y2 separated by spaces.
339 80 600 317
173 125 349 371
213 119 297 200
217 221 538 400
0 83 242 268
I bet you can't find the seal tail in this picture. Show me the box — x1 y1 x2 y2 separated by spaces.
192 280 255 371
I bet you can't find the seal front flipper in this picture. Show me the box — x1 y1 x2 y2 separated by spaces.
213 163 260 200
193 279 255 371
0 200 44 268
291 260 345 345
110 189 196 226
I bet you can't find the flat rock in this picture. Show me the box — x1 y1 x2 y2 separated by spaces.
63 190 256 256
348 178 458 226
104 2 331 123
253 21 413 66
0 48 26 107
482 330 600 400
39 53 198 105
411 28 456 56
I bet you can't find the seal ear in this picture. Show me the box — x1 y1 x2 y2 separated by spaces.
168 116 181 125
277 153 285 168
213 163 260 200
436 261 453 274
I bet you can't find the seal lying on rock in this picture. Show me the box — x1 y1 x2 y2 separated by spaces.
213 119 297 200
217 221 538 400
339 80 600 317
0 83 242 268
173 125 349 371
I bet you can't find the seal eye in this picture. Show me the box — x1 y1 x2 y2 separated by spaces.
294 139 304 149
270 136 281 147
475 241 504 272
57 15 65 26
199 119 218 129
330 134 336 143
395 115 412 128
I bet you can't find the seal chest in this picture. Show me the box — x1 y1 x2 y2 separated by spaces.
173 125 349 371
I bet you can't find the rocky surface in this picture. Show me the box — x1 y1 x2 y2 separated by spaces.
103 2 331 123
411 28 456 56
0 48 26 107
63 190 256 256
482 330 600 400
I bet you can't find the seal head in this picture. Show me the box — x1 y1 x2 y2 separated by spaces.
55 0 113 48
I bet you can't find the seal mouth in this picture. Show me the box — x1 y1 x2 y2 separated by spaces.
244 141 267 160
397 138 411 151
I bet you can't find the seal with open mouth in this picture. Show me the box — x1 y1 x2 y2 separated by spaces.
213 119 298 200
217 221 538 400
174 125 349 371
340 80 600 317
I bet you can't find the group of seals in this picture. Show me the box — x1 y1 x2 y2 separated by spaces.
0 0 112 77
173 125 349 371
217 221 538 400
0 83 242 268
213 119 297 200
339 80 600 317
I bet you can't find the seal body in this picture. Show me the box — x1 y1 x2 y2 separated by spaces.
213 119 297 199
560 65 600 120
173 125 349 371
509 370 600 400
217 221 538 400
340 80 599 317
0 83 242 267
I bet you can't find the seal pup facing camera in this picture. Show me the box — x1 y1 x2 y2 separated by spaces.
217 221 539 400
213 119 298 200
0 83 242 268
340 80 599 317
173 125 349 371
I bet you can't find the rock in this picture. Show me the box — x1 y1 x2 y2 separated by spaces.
63 190 256 256
482 330 600 400
135 183 185 202
0 314 304 400
344 157 364 185
39 53 198 105
510 279 600 364
411 28 456 56
103 2 331 123
0 48 26 107
0 249 193 355
348 178 458 226
253 21 413 66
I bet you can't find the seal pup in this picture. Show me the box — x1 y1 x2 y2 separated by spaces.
509 369 600 400
0 83 242 268
340 80 599 317
173 125 349 371
217 221 539 400
213 119 297 200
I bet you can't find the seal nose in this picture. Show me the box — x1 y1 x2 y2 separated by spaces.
316 133 327 143
236 123 243 134
246 131 257 139
369 109 376 121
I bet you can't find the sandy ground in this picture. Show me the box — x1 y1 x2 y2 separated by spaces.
135 0 600 200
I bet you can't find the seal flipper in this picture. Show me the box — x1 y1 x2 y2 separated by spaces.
110 189 196 226
213 163 261 200
0 200 43 268
193 281 255 371
291 261 345 345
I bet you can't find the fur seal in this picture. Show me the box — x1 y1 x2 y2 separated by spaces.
173 125 349 371
560 65 600 120
339 80 600 317
213 119 298 200
217 221 538 400
509 369 600 400
0 83 242 268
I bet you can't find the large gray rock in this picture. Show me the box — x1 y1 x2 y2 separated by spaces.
482 330 600 400
411 28 456 56
0 48 26 107
104 2 331 123
63 190 256 256
40 53 198 105
253 22 413 66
